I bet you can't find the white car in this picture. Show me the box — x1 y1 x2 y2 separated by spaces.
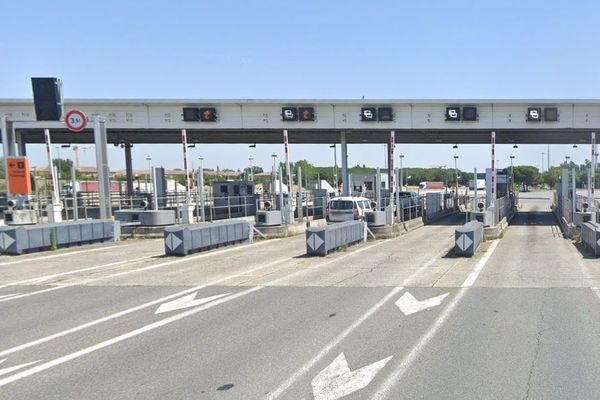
326 196 372 222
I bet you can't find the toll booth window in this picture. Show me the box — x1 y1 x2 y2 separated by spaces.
220 185 228 193
364 181 373 190
233 185 240 195
247 185 253 194
353 185 362 192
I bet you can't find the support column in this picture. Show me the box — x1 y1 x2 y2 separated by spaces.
94 117 111 220
297 166 303 222
124 143 134 197
1 116 17 160
388 130 395 225
16 133 27 157
491 131 497 223
283 129 294 223
591 132 596 207
341 131 349 196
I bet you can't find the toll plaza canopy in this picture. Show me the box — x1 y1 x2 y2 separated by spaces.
1 98 600 145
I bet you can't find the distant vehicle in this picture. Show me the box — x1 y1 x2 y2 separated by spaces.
397 191 419 207
469 179 485 190
418 181 444 190
326 196 372 222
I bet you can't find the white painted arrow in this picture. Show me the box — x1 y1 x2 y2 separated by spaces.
395 291 449 316
0 359 41 377
311 352 392 400
155 292 231 314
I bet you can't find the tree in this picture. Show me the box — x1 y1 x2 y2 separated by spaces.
52 158 74 180
512 165 540 186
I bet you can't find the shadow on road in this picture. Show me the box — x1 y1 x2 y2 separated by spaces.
509 211 558 226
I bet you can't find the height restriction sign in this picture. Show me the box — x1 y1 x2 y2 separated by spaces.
64 109 87 132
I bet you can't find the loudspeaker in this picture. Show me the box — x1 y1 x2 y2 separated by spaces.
31 77 63 121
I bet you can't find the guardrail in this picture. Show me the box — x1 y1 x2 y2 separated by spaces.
164 220 252 256
454 220 483 257
581 221 600 257
0 220 119 255
306 220 365 256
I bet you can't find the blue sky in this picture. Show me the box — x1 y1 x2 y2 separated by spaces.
2 0 599 172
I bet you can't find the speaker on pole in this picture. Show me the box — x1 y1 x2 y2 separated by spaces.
31 77 63 121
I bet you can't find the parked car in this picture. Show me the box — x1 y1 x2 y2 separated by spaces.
326 196 372 222
397 191 419 207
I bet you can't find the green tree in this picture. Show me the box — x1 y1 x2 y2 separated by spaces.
52 158 74 180
512 165 540 186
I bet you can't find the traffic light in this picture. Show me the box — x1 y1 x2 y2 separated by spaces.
462 106 477 121
199 107 217 122
299 107 315 121
360 107 377 121
527 107 542 122
544 107 558 122
445 107 461 121
378 107 394 121
182 107 200 121
281 107 299 121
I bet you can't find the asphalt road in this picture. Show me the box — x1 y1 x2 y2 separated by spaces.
1 192 599 399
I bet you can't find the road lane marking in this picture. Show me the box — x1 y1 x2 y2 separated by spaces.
0 239 281 303
0 254 160 289
0 287 263 388
311 352 393 400
0 256 293 359
371 239 500 399
395 292 449 316
0 359 41 377
265 286 403 400
0 244 126 267
0 294 20 300
155 292 231 314
266 241 452 399
0 238 384 368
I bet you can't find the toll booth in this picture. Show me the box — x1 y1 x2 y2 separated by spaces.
485 168 514 207
212 180 256 216
349 172 389 199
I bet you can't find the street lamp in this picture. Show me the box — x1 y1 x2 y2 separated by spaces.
453 154 459 194
565 155 571 165
248 156 254 182
399 153 405 190
330 144 337 189
510 154 515 190
145 155 152 192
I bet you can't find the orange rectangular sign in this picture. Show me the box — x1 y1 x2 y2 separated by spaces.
6 157 32 195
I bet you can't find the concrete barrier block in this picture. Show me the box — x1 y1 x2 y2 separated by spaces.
455 220 484 257
306 220 364 256
582 222 600 257
164 221 252 256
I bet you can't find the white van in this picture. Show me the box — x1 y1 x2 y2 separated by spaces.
326 196 372 222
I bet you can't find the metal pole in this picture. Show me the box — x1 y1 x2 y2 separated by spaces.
388 130 395 225
376 167 381 211
278 166 285 223
341 131 349 196
93 117 111 219
399 155 404 189
44 129 59 204
572 167 577 222
491 131 497 223
198 160 205 222
592 132 596 205
151 167 158 211
124 144 134 197
71 162 78 221
283 129 294 223
297 166 303 222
